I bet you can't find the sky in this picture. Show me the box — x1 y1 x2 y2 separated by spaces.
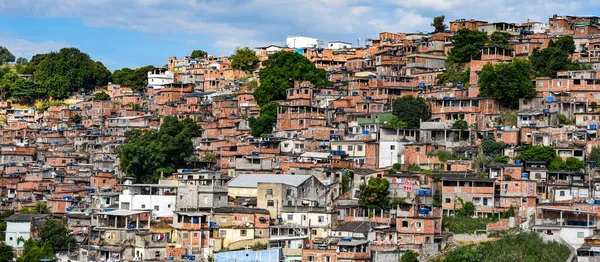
0 0 598 71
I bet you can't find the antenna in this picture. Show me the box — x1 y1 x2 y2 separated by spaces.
357 37 361 47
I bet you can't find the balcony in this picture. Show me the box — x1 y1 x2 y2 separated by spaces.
338 252 371 259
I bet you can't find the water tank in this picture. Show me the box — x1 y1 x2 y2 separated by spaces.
418 208 430 214
521 173 529 179
362 130 369 135
515 160 522 165
595 200 600 205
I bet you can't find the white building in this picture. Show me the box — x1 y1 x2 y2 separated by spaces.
286 35 320 49
119 184 177 218
4 214 48 248
378 140 407 168
328 41 352 49
147 68 174 89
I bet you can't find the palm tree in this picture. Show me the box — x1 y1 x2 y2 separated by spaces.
34 202 49 214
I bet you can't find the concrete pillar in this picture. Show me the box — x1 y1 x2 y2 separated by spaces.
559 211 562 226
136 216 140 229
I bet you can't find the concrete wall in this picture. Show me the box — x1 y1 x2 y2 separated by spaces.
5 221 31 247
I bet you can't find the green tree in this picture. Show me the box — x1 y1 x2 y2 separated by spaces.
15 57 28 65
112 65 156 90
71 114 82 124
448 29 488 63
0 47 15 65
190 50 208 59
437 63 469 87
231 47 259 73
93 91 111 101
17 239 54 262
383 116 408 129
358 177 390 211
553 35 576 54
34 202 49 214
591 102 598 112
249 102 279 136
118 117 202 183
391 95 432 128
431 15 448 32
590 146 600 164
565 157 585 171
401 250 420 262
482 136 505 156
23 48 110 99
478 59 536 108
515 145 556 164
39 219 76 252
255 52 330 106
452 119 468 130
456 201 475 217
488 31 512 48
0 243 13 262
530 36 587 77
202 151 217 162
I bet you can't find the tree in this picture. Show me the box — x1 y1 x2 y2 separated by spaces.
431 15 448 32
591 102 598 112
452 119 468 130
488 31 512 49
456 201 475 217
71 114 82 124
391 95 432 128
249 102 279 137
0 243 13 262
0 47 15 65
33 202 49 214
530 36 587 77
93 91 111 101
515 145 556 164
565 157 585 171
231 47 259 73
39 219 76 252
358 177 390 211
17 239 54 262
112 65 156 90
190 50 208 59
590 146 600 165
118 117 202 183
255 52 330 106
478 59 536 108
23 48 110 99
437 63 469 87
15 57 28 65
383 116 408 129
202 152 217 162
448 29 488 63
482 136 505 156
401 250 420 262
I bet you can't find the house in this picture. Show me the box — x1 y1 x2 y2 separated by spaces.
4 214 49 248
211 206 270 251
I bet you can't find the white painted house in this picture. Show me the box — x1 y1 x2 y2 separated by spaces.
4 214 49 248
119 184 177 218
328 41 352 49
286 35 320 49
147 68 174 89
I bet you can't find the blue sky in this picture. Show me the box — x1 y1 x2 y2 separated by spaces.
0 0 598 71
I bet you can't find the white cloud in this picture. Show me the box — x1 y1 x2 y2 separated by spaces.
0 33 72 59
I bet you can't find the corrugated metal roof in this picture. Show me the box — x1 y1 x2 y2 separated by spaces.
228 174 312 188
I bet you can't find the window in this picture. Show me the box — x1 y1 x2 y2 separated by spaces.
416 147 421 152
312 229 317 235
416 222 423 229
445 198 451 203
266 189 273 196
560 191 565 197
155 251 161 258
324 256 331 262
473 197 481 204
337 145 342 151
242 216 248 222
219 230 226 237
402 221 408 228
578 232 585 238
240 229 247 236
357 145 363 151
390 145 396 150
194 232 198 237
318 216 324 223
267 200 275 207
287 214 293 220
286 189 292 196
348 145 353 151
483 198 489 205
9 237 12 241
183 233 189 238
307 256 315 262
154 205 159 211
221 217 226 223
141 204 146 209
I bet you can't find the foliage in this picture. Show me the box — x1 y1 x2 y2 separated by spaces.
391 95 432 128
342 172 351 192
112 65 156 90
456 201 475 217
202 151 217 162
250 242 268 251
407 163 421 172
392 163 402 170
0 243 13 262
401 250 420 262
494 110 518 126
71 114 82 124
231 47 259 73
383 116 408 129
478 59 536 108
515 145 556 164
0 46 15 64
530 36 588 77
493 155 509 164
36 100 65 113
443 215 489 234
589 146 600 164
118 116 202 183
452 119 468 130
0 210 14 235
428 150 456 162
482 136 505 156
243 79 258 91
20 202 49 214
249 102 279 136
437 232 571 262
39 219 76 252
390 198 406 207
448 29 488 63
93 91 111 101
437 63 469 87
16 57 28 65
359 177 390 211
23 48 111 99
557 113 571 125
433 190 442 207
431 15 448 32
190 50 208 59
548 157 585 171
591 102 598 111
17 239 54 262
488 31 512 48
255 52 330 106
